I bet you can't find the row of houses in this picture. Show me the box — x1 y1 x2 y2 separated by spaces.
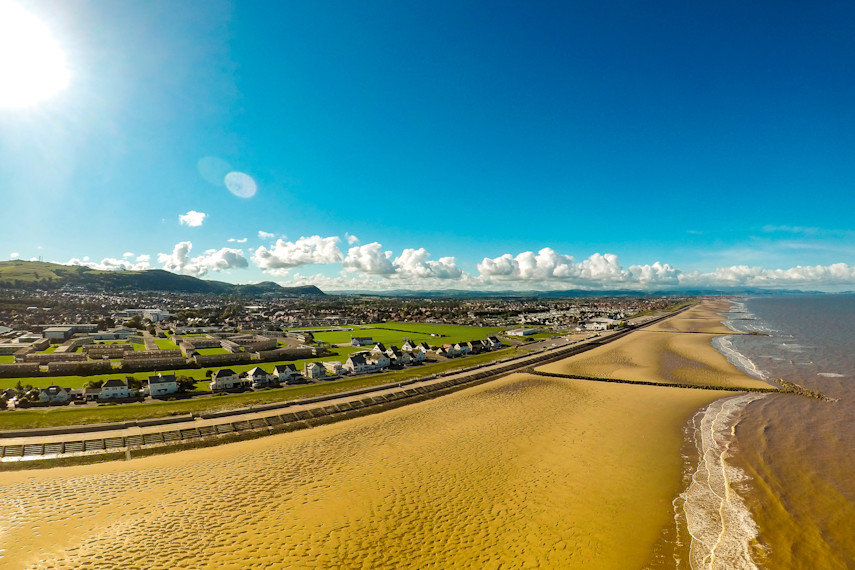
209 365 302 392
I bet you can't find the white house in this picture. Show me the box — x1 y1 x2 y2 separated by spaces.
304 362 326 379
38 385 70 403
370 343 387 356
247 367 271 388
322 361 344 376
148 373 178 397
453 342 471 356
344 352 373 374
370 353 391 369
210 369 242 392
416 342 431 353
273 364 297 382
401 340 417 352
100 379 130 399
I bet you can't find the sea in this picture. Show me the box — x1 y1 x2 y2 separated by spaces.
678 295 855 569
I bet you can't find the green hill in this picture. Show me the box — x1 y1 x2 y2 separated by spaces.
0 260 324 296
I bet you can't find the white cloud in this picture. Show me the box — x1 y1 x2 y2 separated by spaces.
346 233 360 245
228 237 248 244
252 235 343 274
258 230 275 240
342 242 395 275
679 263 855 289
393 248 463 279
136 254 151 263
122 251 134 258
157 241 248 277
179 210 207 227
63 256 151 271
478 249 678 287
10 252 19 259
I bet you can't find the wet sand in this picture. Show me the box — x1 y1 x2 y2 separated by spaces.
538 303 770 390
0 373 723 569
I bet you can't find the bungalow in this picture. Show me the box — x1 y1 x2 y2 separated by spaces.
247 366 271 388
273 364 298 382
100 379 130 399
38 385 70 403
304 362 326 379
210 368 243 392
351 336 374 347
148 373 178 397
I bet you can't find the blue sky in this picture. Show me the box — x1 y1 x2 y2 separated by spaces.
2 0 855 291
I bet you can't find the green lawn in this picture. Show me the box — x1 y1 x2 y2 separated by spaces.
154 339 180 350
195 348 230 356
0 347 527 429
313 322 506 347
0 355 14 364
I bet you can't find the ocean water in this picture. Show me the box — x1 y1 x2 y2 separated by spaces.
682 295 855 569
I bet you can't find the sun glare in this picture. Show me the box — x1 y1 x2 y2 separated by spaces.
0 1 70 108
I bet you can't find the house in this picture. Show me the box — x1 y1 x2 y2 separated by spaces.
304 362 326 379
273 364 297 382
370 343 387 356
148 373 178 397
247 366 271 388
322 361 344 376
467 340 485 353
409 349 425 363
401 340 417 352
453 342 471 356
100 379 130 399
344 352 373 374
210 368 243 392
486 336 503 350
38 385 70 403
83 387 101 401
578 318 617 331
351 336 374 347
416 342 431 353
370 353 391 369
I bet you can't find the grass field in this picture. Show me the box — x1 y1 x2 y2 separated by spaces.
0 347 525 429
195 348 230 356
0 355 14 364
313 322 506 347
154 339 180 350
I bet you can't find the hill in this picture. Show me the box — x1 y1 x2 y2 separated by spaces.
0 261 325 296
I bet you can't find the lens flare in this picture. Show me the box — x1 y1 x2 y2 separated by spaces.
224 171 257 198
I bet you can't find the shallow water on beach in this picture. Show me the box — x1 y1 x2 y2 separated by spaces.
699 296 855 569
0 374 717 569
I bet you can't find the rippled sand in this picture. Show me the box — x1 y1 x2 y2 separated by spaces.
644 302 737 334
538 304 770 390
0 374 721 569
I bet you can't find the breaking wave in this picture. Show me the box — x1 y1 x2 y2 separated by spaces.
676 393 769 569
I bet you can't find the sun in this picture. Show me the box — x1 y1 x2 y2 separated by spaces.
0 1 70 108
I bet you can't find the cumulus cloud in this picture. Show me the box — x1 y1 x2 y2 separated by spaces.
178 210 207 227
10 252 19 259
679 263 855 288
478 248 679 287
343 242 395 274
258 230 275 240
122 251 134 258
64 256 152 271
157 241 248 277
252 236 343 275
346 233 360 245
228 237 248 244
393 248 463 279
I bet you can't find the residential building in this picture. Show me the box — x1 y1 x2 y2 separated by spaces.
148 373 178 397
100 379 131 399
38 385 70 403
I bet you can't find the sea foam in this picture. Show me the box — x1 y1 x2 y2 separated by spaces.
676 393 768 570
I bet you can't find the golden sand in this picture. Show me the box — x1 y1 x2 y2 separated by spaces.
643 301 737 334
538 302 770 390
0 373 722 569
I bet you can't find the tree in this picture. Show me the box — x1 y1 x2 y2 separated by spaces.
126 315 144 329
176 375 196 392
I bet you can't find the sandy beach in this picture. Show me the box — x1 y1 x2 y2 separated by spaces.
537 303 771 391
0 302 764 568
